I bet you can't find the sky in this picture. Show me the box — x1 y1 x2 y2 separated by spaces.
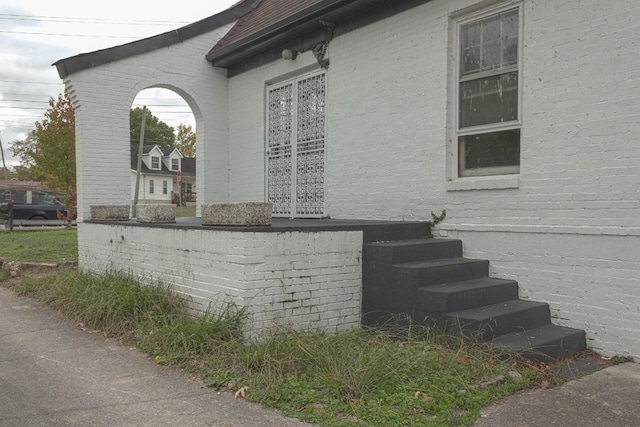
0 0 239 167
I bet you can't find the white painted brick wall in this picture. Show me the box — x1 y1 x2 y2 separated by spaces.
226 0 640 227
65 24 234 221
69 0 640 357
223 0 640 358
78 223 363 336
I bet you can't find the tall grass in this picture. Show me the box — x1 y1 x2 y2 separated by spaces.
15 268 246 366
11 269 549 427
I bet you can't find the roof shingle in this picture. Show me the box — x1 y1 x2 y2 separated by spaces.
212 0 325 50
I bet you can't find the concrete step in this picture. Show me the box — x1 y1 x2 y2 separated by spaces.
415 278 519 317
448 299 551 341
394 258 489 287
364 238 462 264
488 324 587 363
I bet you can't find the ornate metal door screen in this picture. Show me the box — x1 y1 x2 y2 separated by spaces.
267 71 326 218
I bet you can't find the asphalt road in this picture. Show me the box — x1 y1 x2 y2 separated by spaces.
0 285 311 427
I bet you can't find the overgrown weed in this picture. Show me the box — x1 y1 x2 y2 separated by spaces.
12 269 549 427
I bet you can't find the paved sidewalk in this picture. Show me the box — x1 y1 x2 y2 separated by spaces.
0 285 310 427
474 360 640 427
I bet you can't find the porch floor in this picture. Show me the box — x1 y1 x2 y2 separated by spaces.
87 217 431 243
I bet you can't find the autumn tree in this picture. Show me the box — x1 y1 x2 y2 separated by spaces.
11 164 45 182
11 92 76 223
175 123 196 157
130 107 175 147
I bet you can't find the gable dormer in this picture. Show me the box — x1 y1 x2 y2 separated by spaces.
162 147 183 172
142 145 164 171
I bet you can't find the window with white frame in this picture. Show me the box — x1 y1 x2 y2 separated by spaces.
151 156 160 169
149 179 154 194
456 4 521 177
171 158 179 171
181 182 192 193
163 180 168 195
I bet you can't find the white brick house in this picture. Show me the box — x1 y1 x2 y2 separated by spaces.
55 0 640 359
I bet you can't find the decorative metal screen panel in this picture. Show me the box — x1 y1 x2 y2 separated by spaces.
266 71 326 218
267 83 293 216
296 73 325 216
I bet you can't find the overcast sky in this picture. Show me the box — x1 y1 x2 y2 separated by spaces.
0 0 239 167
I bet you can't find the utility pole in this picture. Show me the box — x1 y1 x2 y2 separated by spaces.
0 132 8 180
132 106 147 218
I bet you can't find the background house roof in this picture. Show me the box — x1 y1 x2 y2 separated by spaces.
130 144 195 177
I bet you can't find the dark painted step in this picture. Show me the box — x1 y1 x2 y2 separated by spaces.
364 238 463 264
447 300 551 341
415 278 519 316
362 222 431 243
489 324 587 363
393 258 489 287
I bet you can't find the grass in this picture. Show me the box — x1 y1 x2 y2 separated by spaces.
5 268 550 427
176 205 196 217
0 230 554 426
0 228 78 262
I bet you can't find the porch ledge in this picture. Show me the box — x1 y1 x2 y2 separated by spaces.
90 205 130 221
202 202 272 226
136 204 176 223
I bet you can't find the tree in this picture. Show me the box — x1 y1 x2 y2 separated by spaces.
12 165 45 182
175 123 196 157
130 107 175 147
10 93 76 223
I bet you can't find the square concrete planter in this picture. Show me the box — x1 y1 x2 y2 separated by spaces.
136 204 176 223
90 205 130 221
202 202 272 226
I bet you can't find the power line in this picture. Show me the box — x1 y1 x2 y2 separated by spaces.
0 107 48 111
0 29 139 39
0 100 50 104
0 80 61 85
0 13 190 26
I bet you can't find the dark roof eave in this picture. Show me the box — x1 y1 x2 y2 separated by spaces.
206 0 365 66
53 0 261 79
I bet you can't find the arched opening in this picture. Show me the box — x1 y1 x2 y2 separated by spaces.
129 87 198 217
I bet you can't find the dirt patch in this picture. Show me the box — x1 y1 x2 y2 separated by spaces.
0 259 77 287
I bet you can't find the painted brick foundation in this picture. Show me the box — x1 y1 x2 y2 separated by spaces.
78 223 363 336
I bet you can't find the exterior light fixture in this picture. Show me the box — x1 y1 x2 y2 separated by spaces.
281 49 298 60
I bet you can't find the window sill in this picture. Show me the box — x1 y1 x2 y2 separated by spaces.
446 175 519 191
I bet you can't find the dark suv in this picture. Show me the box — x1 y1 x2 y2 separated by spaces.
0 190 68 220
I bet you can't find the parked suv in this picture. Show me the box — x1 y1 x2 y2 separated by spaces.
0 190 68 220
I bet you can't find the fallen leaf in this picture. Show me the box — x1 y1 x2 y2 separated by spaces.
414 391 431 401
234 386 249 399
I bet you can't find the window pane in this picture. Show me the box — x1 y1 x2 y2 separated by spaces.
459 129 520 171
502 10 518 39
481 40 501 70
461 22 481 75
481 15 501 42
459 71 518 128
462 45 481 75
460 9 518 77
503 37 518 66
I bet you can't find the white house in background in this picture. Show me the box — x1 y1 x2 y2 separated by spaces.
54 0 640 359
130 144 196 205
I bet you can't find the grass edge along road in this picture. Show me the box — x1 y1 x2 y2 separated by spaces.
1 229 558 426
